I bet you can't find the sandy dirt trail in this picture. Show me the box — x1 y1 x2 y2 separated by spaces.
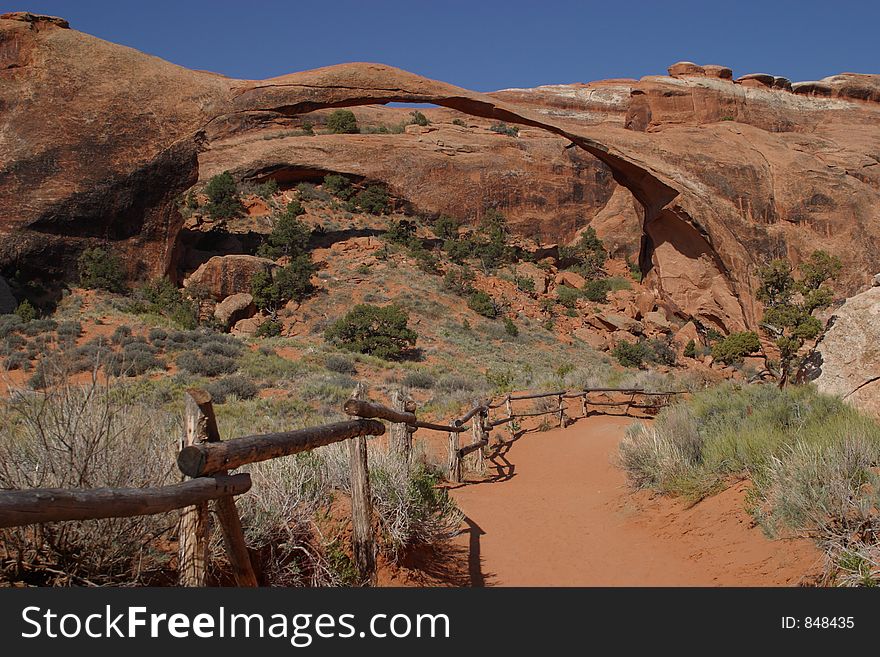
449 416 822 586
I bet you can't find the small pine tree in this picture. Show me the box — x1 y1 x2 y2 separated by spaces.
324 304 417 360
757 250 841 386
503 316 519 337
327 109 359 134
14 300 37 322
258 202 311 259
204 171 243 220
78 247 127 293
683 339 697 359
468 290 497 318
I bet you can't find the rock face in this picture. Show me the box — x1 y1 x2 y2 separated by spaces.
185 255 276 300
0 276 16 314
214 293 255 331
3 14 880 337
803 287 880 417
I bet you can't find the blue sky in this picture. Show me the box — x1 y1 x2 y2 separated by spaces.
16 1 879 90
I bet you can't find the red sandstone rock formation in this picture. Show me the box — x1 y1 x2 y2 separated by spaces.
2 15 879 336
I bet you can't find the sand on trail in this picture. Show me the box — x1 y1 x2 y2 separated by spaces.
449 416 823 586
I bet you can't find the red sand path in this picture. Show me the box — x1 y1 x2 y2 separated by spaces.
449 416 823 586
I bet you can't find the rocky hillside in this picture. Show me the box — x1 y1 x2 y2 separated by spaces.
2 11 879 339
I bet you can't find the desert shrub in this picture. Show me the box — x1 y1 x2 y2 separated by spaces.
684 339 697 359
408 110 430 126
555 285 581 309
489 121 519 136
413 247 440 274
176 350 238 377
647 337 677 366
251 256 316 311
78 247 127 293
354 184 390 215
468 290 497 318
241 178 279 199
324 304 417 360
443 237 474 264
148 327 168 343
56 320 82 341
326 109 359 134
711 331 761 365
473 208 513 270
0 382 178 585
385 218 417 246
255 318 283 338
324 354 357 375
295 182 331 203
21 318 57 337
402 370 435 389
0 314 23 339
612 340 652 368
627 256 642 281
504 316 519 337
322 174 354 200
4 352 30 371
758 250 841 383
204 171 243 220
15 300 37 322
130 277 197 329
514 275 536 294
205 375 259 403
452 118 467 127
559 227 607 280
582 278 611 302
110 325 132 345
104 343 164 377
443 266 475 296
433 215 460 241
257 202 310 259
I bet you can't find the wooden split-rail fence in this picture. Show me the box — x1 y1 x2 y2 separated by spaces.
0 384 686 586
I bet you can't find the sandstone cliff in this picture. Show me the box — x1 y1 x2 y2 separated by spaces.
2 13 880 336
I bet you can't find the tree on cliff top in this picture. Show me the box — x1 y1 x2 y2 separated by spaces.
757 249 841 386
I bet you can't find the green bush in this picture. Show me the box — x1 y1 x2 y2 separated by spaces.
559 227 606 280
324 304 418 360
323 174 353 200
324 354 357 375
582 278 611 303
711 331 761 365
14 300 37 322
255 318 283 338
408 110 430 126
684 339 697 359
130 278 198 329
489 122 519 137
326 109 359 134
433 215 460 241
452 118 467 127
205 375 259 403
612 340 652 368
385 218 417 246
503 317 519 337
204 171 243 220
402 370 435 389
258 202 311 259
78 247 127 293
354 185 390 215
556 286 581 309
514 275 535 294
251 256 316 311
468 291 497 318
443 266 475 296
473 209 513 270
176 350 238 377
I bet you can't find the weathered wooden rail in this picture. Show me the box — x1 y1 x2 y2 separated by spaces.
0 381 686 587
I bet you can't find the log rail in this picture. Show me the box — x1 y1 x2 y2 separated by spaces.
0 382 687 586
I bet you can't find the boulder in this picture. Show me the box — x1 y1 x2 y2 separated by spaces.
596 312 643 335
634 291 656 319
186 255 277 301
232 316 267 336
873 272 880 287
554 271 586 289
573 327 607 350
667 61 704 78
0 276 16 315
803 286 880 417
791 81 833 96
644 310 672 332
674 321 701 347
703 65 733 80
736 73 775 88
515 262 550 294
214 293 256 331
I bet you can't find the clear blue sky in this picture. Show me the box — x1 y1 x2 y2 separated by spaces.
16 0 879 90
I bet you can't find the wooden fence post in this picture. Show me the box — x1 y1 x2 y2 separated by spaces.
470 410 485 475
505 394 513 420
179 390 212 587
348 383 377 585
447 420 461 483
389 387 413 462
581 392 588 419
558 394 565 428
180 389 257 588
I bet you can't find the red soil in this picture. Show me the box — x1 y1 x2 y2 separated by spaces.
448 416 823 586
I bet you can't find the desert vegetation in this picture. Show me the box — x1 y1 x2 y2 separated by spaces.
620 383 880 585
